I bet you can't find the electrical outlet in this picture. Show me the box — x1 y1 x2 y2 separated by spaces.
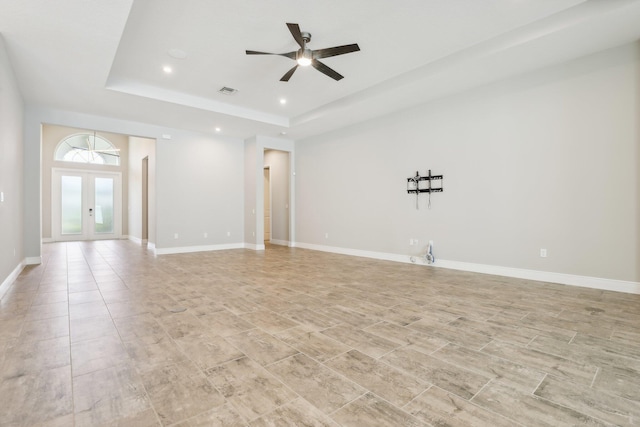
325 233 329 239
203 232 208 238
174 233 179 239
409 239 413 245
540 248 547 258
227 231 231 237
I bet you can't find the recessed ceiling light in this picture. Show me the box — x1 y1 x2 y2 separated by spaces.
215 127 221 132
280 131 287 135
279 98 287 105
163 66 172 74
168 48 188 59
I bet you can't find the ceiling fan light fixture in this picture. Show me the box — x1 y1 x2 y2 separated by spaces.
246 23 359 81
297 49 312 67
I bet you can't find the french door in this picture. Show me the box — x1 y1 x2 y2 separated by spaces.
52 169 122 241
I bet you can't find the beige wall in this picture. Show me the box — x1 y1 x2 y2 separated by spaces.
41 124 129 240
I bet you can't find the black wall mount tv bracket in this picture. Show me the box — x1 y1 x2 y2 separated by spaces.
407 169 443 209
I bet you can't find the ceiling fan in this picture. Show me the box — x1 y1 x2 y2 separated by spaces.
246 23 360 82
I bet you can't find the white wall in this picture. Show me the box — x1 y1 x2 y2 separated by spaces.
296 42 640 284
244 137 258 248
23 107 245 258
0 35 25 294
155 134 244 250
264 150 290 244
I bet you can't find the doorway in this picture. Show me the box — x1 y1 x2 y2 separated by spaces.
51 169 122 241
264 167 271 242
263 149 290 246
142 157 149 243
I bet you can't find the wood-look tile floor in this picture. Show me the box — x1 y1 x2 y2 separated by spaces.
1 241 640 426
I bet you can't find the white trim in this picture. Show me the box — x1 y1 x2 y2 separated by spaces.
244 243 266 251
25 257 42 265
269 239 290 247
294 242 408 263
293 242 640 295
128 235 143 245
432 259 640 295
0 260 26 301
155 243 245 255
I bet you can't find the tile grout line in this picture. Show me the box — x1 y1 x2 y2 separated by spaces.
531 373 547 396
590 367 600 389
78 241 165 427
400 385 433 410
568 330 578 344
64 243 77 427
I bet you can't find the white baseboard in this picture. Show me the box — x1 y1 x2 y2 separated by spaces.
155 243 246 255
0 260 26 301
293 242 640 295
25 256 42 265
244 243 266 251
294 242 409 263
269 239 290 247
433 259 640 295
128 235 142 245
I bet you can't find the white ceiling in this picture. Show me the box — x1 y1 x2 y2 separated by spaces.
2 0 640 140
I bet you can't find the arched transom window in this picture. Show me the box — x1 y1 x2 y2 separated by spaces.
54 133 120 166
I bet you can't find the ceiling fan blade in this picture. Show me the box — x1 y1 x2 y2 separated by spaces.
313 44 360 59
311 59 344 81
280 65 299 82
286 23 305 48
246 50 297 60
246 50 275 55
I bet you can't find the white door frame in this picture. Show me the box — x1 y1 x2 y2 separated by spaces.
51 168 123 241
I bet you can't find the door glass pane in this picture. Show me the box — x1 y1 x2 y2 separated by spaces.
61 175 82 234
94 177 114 234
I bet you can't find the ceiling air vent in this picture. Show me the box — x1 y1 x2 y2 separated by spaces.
218 86 238 95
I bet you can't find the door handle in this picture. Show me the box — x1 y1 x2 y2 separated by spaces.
89 208 93 217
